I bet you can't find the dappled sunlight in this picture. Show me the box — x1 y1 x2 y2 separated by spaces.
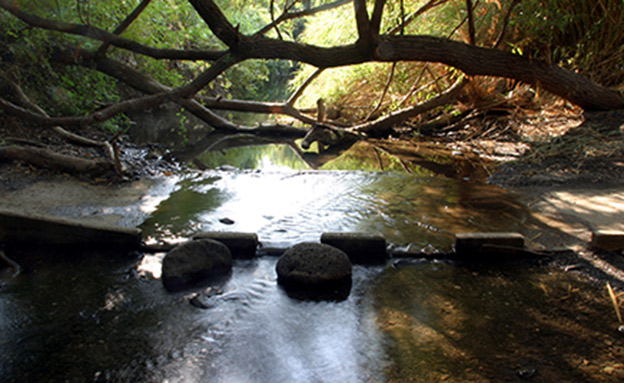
137 253 165 279
548 191 624 231
373 262 623 382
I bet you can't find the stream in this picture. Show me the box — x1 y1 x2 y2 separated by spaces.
0 144 619 382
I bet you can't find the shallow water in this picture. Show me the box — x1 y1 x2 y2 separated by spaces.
1 146 619 382
141 168 534 251
1 249 617 383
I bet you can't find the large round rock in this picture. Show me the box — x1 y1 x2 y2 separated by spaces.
276 242 352 301
162 239 233 292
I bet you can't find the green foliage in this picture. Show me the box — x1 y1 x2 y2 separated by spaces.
512 0 624 86
196 144 308 170
290 0 464 114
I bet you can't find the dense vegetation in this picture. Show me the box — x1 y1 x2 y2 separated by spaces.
0 0 622 175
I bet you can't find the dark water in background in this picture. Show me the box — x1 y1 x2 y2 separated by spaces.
0 145 612 382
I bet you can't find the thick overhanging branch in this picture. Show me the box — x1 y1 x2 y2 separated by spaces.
2 0 622 138
375 35 624 110
189 0 241 48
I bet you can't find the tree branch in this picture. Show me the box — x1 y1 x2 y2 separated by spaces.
0 0 224 60
0 145 113 176
364 62 396 121
188 0 241 48
353 0 372 48
287 67 325 106
465 0 476 45
95 0 153 57
370 0 386 37
254 0 351 36
354 77 469 135
388 0 451 35
494 0 520 49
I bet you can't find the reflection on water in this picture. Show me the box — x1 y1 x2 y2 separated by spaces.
1 249 616 382
0 250 386 383
197 144 309 171
141 169 533 250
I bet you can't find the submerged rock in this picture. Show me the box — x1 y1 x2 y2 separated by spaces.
276 242 352 301
161 239 232 292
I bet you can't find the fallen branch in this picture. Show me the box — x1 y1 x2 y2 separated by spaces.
354 77 469 135
0 145 114 175
1 76 121 173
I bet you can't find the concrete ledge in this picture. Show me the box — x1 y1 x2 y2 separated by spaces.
193 231 258 259
591 230 624 251
321 232 388 265
455 232 525 256
0 209 141 248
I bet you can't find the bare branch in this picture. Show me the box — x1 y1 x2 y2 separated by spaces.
364 62 396 121
370 0 387 37
0 145 113 176
255 0 351 36
494 0 521 49
95 0 153 57
189 0 241 48
388 0 451 35
354 77 469 135
287 67 325 106
269 0 283 40
465 0 476 45
353 0 372 48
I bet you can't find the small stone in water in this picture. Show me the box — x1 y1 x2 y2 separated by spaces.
517 367 537 379
219 218 235 225
189 294 216 309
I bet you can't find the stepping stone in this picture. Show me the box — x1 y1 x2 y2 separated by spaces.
321 232 388 265
276 242 352 301
591 230 624 251
455 232 525 257
162 239 232 292
193 231 258 259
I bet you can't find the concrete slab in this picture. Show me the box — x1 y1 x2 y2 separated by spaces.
455 232 525 256
321 232 388 264
0 208 141 248
193 231 259 259
592 230 624 251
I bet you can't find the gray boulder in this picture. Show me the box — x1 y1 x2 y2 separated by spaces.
276 242 352 301
162 239 232 292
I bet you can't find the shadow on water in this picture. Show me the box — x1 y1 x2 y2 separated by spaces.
2 250 621 382
373 261 622 382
